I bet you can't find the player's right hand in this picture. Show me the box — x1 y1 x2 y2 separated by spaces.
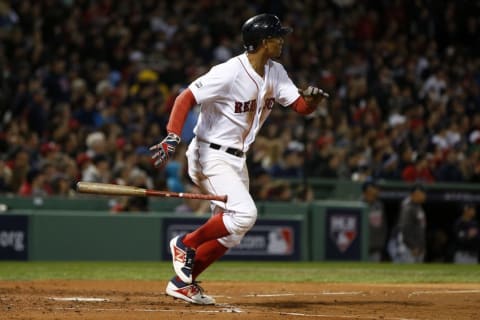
150 132 181 167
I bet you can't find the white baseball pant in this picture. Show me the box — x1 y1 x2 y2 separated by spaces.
186 137 257 248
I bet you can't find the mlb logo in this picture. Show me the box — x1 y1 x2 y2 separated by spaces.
267 227 293 255
329 215 358 252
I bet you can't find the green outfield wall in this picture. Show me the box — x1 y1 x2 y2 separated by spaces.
0 201 367 262
28 212 164 260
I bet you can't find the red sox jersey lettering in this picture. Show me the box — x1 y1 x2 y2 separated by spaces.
234 100 256 113
234 97 275 114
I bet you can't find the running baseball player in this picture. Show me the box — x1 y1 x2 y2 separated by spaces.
150 13 329 305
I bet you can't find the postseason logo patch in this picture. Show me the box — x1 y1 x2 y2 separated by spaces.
329 214 358 252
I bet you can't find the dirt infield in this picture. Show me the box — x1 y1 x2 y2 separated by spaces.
1 280 479 319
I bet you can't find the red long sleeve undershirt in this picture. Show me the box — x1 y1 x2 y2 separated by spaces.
290 96 316 115
166 88 197 136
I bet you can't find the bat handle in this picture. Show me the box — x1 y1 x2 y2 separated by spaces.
146 190 228 202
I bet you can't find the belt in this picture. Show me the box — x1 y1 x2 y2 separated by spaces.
209 143 244 157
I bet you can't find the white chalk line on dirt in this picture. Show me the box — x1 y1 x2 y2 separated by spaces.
55 307 244 313
48 297 109 302
408 289 480 298
215 290 364 298
51 306 418 320
279 313 417 320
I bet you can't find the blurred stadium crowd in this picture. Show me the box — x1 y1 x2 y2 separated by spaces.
0 0 479 200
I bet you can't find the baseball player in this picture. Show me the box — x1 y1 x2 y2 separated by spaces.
361 180 387 262
387 184 427 263
150 13 329 305
453 202 479 264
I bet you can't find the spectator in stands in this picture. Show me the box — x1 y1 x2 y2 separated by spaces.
82 154 111 183
18 168 50 197
111 170 150 213
270 147 304 179
123 196 149 212
401 153 435 183
85 131 107 159
50 174 74 196
249 167 273 201
453 202 479 264
294 184 315 202
8 148 30 193
361 179 387 262
0 1 18 31
0 155 12 192
263 180 293 202
434 151 465 182
388 184 427 263
375 153 401 180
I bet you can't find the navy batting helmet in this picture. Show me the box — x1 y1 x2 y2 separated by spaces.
242 14 292 52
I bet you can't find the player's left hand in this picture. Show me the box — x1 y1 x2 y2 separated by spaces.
149 132 181 167
298 86 329 114
299 86 329 100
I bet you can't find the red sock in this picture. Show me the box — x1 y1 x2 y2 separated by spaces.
192 239 228 280
183 213 230 249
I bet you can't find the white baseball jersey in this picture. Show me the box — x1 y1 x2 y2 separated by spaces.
188 52 300 152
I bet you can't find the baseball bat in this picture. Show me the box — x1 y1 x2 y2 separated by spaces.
76 182 228 202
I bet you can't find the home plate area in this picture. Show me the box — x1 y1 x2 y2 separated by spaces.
1 281 478 319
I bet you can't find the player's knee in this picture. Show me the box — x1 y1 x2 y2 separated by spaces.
233 206 257 234
218 233 244 248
